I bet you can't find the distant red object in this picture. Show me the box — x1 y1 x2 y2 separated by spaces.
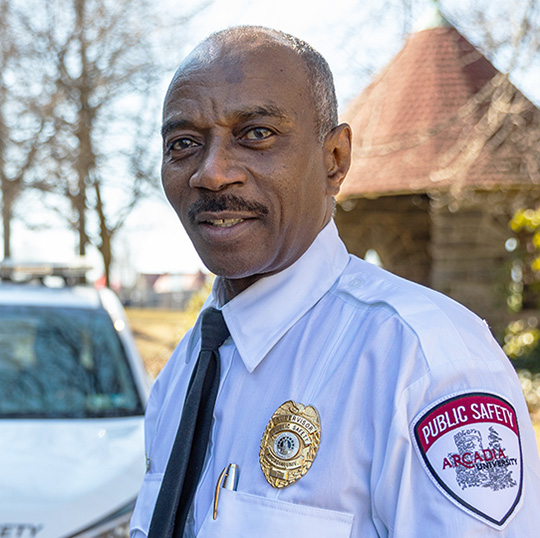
94 274 107 289
340 24 538 199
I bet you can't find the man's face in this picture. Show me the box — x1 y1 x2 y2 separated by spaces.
161 42 344 296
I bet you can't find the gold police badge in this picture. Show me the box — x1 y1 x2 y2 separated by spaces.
259 400 321 488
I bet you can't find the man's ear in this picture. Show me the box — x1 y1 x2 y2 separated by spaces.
323 123 352 196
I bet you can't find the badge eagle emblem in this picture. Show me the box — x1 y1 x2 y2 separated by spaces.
259 400 321 488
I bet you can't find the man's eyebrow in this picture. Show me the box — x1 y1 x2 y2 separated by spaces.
229 105 291 123
161 119 194 140
161 105 291 139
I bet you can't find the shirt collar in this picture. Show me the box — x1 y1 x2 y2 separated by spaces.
206 220 349 373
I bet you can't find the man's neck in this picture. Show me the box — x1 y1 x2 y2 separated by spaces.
222 274 264 301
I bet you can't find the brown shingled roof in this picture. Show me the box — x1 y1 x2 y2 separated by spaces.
339 25 539 199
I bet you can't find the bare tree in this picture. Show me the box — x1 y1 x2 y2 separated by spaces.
443 0 540 180
3 0 209 284
0 0 54 259
27 0 163 284
0 0 17 259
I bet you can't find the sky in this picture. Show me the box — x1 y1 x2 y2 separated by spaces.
12 0 540 283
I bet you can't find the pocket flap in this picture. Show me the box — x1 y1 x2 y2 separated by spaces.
198 489 353 538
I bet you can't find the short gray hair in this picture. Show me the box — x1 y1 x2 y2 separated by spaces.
201 26 338 141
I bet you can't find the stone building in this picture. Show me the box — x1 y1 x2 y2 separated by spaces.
335 9 540 332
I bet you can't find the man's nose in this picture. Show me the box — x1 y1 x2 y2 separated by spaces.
189 137 247 191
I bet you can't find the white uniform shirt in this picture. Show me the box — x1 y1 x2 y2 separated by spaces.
130 220 540 537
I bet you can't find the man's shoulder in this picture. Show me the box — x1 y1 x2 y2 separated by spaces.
336 255 499 364
338 255 481 322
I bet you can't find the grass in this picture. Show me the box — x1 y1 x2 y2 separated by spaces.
125 308 194 378
125 280 212 378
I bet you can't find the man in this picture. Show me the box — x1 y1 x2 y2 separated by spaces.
131 26 540 537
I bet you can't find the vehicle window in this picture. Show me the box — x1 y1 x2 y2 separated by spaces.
0 305 144 418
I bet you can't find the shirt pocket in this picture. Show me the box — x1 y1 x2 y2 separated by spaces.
129 472 163 537
198 488 354 538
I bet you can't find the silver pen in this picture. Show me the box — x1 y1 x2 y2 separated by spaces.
213 463 240 519
222 463 239 490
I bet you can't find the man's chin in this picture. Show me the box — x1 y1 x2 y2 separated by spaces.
202 261 261 281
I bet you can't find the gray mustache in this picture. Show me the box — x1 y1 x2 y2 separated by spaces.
188 194 269 223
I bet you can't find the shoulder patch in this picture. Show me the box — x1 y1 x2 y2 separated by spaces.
411 392 523 528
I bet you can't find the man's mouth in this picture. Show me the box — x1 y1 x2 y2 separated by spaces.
205 218 245 228
188 194 269 224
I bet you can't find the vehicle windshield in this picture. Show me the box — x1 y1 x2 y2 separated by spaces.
0 304 144 418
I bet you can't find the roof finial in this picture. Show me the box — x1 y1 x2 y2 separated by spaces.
413 0 452 32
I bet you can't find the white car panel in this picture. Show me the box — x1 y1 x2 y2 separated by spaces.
0 418 145 537
0 283 149 538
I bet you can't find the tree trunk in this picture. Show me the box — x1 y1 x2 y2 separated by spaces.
94 180 112 287
73 0 92 257
2 186 12 259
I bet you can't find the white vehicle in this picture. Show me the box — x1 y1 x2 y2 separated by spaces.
0 266 150 538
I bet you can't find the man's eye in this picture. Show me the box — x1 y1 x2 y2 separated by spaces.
169 138 198 151
243 127 274 140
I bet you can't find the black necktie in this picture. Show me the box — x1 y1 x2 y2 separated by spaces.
148 307 230 538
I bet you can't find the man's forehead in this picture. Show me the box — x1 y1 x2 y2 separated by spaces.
162 32 320 137
164 45 310 119
170 36 307 93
